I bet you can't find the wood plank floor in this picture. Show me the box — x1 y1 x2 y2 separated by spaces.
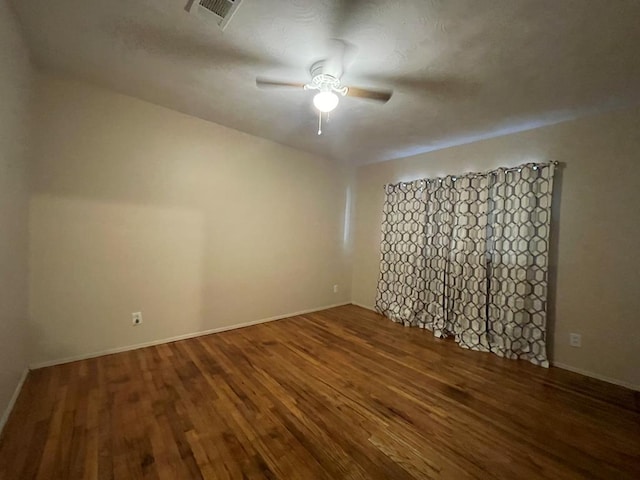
1 305 638 479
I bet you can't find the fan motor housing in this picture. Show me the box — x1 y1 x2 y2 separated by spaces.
309 61 347 94
310 61 328 79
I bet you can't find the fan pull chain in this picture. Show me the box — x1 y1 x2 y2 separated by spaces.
318 111 322 135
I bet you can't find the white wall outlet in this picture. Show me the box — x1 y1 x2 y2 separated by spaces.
132 312 143 326
333 284 339 294
569 333 581 347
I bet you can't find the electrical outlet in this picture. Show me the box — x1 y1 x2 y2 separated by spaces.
569 333 581 347
333 284 339 294
132 312 143 326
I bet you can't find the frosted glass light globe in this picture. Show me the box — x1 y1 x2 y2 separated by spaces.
313 91 339 113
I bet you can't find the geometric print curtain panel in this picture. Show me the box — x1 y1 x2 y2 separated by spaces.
375 162 556 367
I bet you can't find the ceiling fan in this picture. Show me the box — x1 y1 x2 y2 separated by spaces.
113 0 474 136
256 45 393 135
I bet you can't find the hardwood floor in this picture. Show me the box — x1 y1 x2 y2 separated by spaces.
0 305 638 479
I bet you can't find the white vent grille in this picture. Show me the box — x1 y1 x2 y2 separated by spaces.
189 0 242 30
199 0 232 17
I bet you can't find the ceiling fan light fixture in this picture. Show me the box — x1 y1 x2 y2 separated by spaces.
313 91 339 113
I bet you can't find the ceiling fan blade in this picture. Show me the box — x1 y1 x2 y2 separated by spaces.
365 74 479 99
255 78 307 89
346 86 393 103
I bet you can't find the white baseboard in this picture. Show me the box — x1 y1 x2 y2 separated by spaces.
29 302 350 370
351 304 639 392
26 300 639 394
0 368 29 436
552 362 639 392
351 302 376 311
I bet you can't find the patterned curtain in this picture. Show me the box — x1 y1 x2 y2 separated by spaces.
486 165 555 366
375 162 556 367
377 180 428 323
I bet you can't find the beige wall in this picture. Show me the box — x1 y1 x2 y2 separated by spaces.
352 107 640 388
29 73 351 366
16 62 640 389
0 0 32 425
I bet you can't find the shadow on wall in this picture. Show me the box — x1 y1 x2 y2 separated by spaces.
545 163 564 363
27 76 349 366
28 196 207 365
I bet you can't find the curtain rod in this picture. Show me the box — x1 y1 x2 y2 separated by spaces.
384 160 560 189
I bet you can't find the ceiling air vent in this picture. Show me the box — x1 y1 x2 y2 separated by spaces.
189 0 243 30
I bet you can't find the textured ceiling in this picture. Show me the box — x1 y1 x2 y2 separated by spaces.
12 0 640 164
